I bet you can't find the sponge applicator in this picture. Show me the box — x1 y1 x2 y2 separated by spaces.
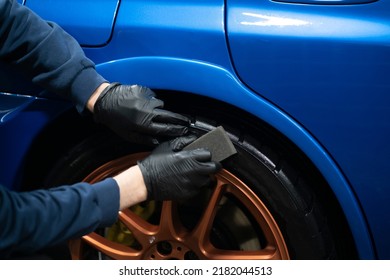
184 126 237 162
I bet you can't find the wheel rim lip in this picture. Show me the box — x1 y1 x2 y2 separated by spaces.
72 152 290 260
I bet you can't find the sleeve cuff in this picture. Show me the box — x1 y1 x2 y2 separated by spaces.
70 65 107 113
91 178 119 227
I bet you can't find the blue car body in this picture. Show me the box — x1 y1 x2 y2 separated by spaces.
1 0 389 259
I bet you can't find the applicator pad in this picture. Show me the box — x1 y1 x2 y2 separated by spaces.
184 126 237 162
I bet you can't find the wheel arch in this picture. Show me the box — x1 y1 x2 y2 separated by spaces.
19 107 101 191
96 56 374 259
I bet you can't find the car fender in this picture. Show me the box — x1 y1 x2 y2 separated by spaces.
0 94 71 191
96 56 375 259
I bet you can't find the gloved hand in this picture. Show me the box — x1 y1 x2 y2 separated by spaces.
152 134 198 154
138 136 222 201
94 83 190 144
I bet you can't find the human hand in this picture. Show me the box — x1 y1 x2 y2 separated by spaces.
93 83 190 144
151 134 198 153
137 136 222 201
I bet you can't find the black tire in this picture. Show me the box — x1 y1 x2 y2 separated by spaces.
45 93 356 259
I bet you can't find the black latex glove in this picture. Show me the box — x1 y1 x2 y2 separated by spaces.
138 136 222 201
94 83 190 144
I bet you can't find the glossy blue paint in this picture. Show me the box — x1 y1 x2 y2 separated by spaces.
227 0 390 259
0 93 34 123
84 0 229 68
25 0 120 46
0 93 70 190
0 93 34 190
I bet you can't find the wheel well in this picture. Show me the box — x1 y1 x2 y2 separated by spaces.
157 90 358 259
19 108 101 191
20 90 357 258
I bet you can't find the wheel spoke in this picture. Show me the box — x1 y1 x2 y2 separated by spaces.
191 181 226 246
119 208 158 245
68 239 84 260
224 183 288 257
158 201 187 240
201 245 281 260
82 232 143 260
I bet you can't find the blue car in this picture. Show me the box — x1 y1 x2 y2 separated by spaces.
1 0 389 260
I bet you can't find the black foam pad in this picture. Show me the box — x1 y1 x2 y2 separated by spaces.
184 126 237 162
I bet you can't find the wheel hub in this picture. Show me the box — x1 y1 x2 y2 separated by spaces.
145 240 197 260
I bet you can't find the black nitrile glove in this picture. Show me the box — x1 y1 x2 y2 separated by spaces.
138 136 222 201
94 83 190 144
152 134 198 154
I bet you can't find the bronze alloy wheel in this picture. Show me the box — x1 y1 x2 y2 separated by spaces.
68 152 290 260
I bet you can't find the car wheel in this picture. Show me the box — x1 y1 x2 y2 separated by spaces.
45 94 352 260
